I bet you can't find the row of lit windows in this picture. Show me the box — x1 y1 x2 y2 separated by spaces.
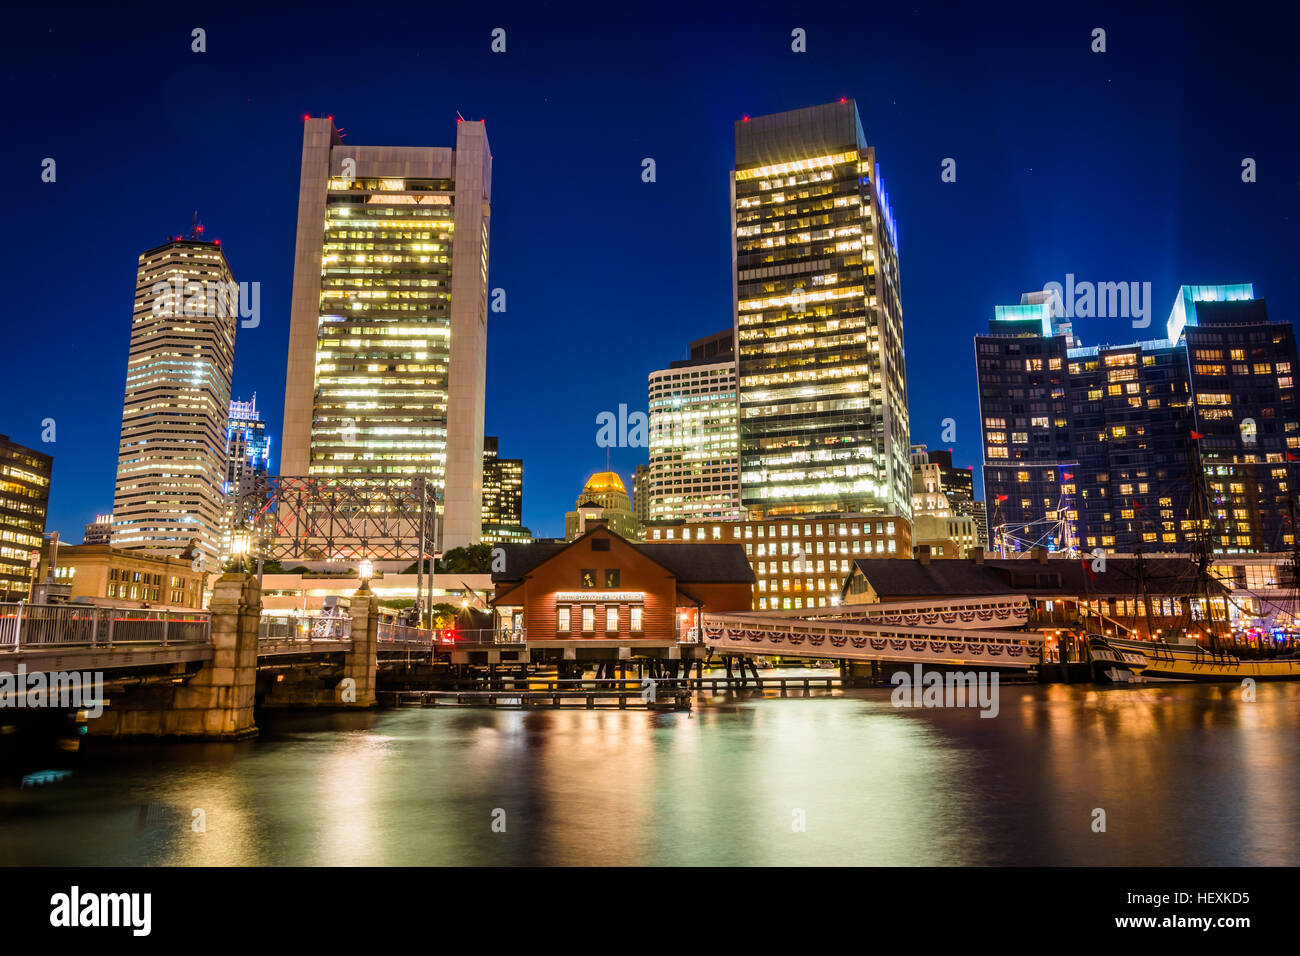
556 605 644 633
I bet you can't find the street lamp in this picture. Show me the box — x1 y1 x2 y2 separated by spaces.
359 557 374 581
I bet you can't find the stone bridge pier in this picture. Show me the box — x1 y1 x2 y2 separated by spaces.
90 573 260 740
258 581 378 710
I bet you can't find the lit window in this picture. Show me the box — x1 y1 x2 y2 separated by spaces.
557 607 571 632
606 606 619 632
630 606 643 630
581 606 595 631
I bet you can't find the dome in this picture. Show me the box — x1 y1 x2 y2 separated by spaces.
583 471 627 495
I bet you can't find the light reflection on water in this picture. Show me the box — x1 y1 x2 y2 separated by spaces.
2 680 1298 866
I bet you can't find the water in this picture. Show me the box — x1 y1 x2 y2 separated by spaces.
3 678 1298 866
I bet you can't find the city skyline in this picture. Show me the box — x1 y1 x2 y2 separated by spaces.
6 7 1297 542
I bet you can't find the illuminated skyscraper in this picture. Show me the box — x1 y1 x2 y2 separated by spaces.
112 235 237 562
977 284 1298 555
647 330 741 523
0 434 51 599
733 100 911 522
221 395 271 559
481 436 529 543
281 117 492 549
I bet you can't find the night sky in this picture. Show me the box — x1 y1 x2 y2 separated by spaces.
5 1 1298 541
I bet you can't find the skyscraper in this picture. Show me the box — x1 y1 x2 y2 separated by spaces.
647 330 741 523
112 235 237 561
281 117 492 550
0 434 51 599
221 395 271 559
481 436 529 543
733 100 911 523
976 284 1298 555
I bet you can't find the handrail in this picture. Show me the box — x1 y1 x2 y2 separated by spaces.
0 603 211 651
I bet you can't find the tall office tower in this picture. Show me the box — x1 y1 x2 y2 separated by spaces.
281 117 492 550
0 435 52 599
112 235 237 561
976 284 1297 555
632 464 650 529
734 100 911 523
481 435 526 534
83 513 113 545
221 395 272 558
648 331 742 523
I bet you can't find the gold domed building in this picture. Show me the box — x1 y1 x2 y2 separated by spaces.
565 471 641 540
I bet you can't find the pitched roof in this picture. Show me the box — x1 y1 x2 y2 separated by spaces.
846 555 1224 599
492 529 755 586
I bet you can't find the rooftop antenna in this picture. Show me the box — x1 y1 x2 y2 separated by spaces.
456 110 466 123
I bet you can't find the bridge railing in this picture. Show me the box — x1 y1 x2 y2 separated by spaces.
377 622 441 645
0 603 212 651
447 628 526 646
258 614 352 643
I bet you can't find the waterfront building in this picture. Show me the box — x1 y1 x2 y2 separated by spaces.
222 395 271 561
647 331 741 523
646 511 911 610
841 547 1230 644
83 513 113 545
36 542 205 608
112 233 237 563
489 522 754 664
976 284 1299 556
565 471 640 540
258 569 492 618
280 116 492 550
734 99 911 522
0 434 52 600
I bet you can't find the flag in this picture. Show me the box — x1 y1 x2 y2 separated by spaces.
1287 452 1299 462
1062 472 1074 481
1190 429 1205 440
996 494 1009 502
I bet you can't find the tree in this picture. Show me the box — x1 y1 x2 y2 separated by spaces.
436 544 494 574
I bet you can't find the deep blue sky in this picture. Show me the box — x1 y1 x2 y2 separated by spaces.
4 1 1298 540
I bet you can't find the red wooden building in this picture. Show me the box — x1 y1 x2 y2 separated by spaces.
490 522 754 668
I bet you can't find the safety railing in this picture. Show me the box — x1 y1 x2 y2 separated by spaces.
0 603 211 651
258 614 352 643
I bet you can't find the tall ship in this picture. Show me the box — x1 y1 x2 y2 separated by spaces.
1091 441 1300 682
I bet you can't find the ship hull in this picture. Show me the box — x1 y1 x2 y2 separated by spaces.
1106 636 1300 682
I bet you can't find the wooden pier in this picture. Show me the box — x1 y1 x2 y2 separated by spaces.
380 674 841 710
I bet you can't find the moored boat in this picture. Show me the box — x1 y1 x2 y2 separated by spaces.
1105 633 1300 682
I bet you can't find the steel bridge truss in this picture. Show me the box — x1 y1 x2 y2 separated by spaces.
232 475 439 562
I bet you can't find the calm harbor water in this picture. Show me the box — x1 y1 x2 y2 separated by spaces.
3 677 1298 866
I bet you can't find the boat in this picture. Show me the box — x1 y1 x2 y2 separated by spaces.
1095 438 1300 682
1086 634 1148 684
1105 633 1300 682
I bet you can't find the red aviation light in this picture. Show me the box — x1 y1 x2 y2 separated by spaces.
742 115 750 121
303 113 310 121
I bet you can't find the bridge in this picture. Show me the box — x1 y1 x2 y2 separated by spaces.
2 578 1044 739
700 596 1043 670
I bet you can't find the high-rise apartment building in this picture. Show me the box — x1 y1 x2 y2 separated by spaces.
221 395 272 558
977 284 1299 555
647 330 741 523
0 435 52 599
281 117 492 550
734 100 911 522
112 236 237 561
